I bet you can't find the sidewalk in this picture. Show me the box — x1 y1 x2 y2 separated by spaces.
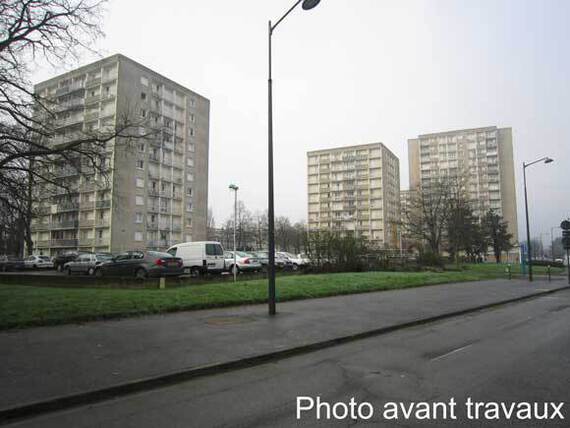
0 278 567 414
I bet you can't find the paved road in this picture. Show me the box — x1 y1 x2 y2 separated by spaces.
1 279 566 412
8 289 570 427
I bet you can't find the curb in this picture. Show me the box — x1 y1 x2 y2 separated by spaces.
1 284 569 425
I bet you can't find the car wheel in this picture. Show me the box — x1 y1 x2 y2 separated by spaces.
230 264 240 275
94 268 103 278
292 263 299 271
183 267 191 275
87 267 95 276
33 264 38 270
135 268 147 280
190 267 201 278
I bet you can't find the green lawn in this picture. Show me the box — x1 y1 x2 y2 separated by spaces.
0 264 562 330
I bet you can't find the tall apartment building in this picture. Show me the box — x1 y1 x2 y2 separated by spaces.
408 126 518 242
31 54 209 255
307 143 400 248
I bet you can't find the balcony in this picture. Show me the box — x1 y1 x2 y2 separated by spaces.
147 222 158 230
79 219 95 228
31 223 50 232
35 240 50 248
96 200 111 209
94 238 108 247
147 240 176 248
56 116 83 129
51 220 79 230
80 201 95 210
79 239 94 247
84 111 99 122
50 239 79 248
85 76 101 87
95 219 110 227
56 202 80 212
84 94 101 104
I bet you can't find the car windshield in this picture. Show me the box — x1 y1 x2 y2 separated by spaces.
96 254 113 261
38 256 51 261
236 251 251 257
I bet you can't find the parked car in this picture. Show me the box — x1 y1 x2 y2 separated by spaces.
64 253 114 276
167 241 225 276
251 251 293 270
24 255 54 269
277 252 310 270
53 251 90 272
252 251 269 266
0 255 25 272
224 251 263 273
93 251 183 279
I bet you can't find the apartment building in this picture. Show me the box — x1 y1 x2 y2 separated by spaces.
408 126 518 242
30 54 209 255
307 143 400 248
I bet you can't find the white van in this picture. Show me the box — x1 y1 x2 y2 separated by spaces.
167 241 225 276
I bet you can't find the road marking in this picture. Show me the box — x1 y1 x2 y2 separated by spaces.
430 344 473 362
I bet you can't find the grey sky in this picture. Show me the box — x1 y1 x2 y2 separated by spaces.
33 0 570 246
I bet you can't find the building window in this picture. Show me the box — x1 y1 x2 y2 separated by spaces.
189 127 194 137
137 142 145 152
135 231 143 241
190 113 195 122
141 92 147 100
136 196 144 206
140 109 146 118
186 173 194 182
141 76 148 86
136 178 144 188
135 213 143 223
136 160 144 169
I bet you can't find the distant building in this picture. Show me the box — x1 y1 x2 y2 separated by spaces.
307 143 400 248
30 54 209 255
408 126 518 244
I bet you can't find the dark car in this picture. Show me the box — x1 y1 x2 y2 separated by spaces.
53 251 90 272
0 255 25 272
94 250 184 279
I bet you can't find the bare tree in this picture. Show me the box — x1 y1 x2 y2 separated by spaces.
0 0 152 254
404 178 456 256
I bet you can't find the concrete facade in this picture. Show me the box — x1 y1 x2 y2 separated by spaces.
31 54 209 255
307 143 400 248
408 126 518 243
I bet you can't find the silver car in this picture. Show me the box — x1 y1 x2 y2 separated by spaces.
65 253 114 276
224 251 263 274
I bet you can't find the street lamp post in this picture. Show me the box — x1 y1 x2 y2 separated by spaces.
267 0 321 316
229 184 239 283
550 226 560 262
522 156 553 282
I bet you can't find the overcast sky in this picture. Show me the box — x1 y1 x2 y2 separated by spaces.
33 0 570 245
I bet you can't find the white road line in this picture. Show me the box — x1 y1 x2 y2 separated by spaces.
430 344 473 362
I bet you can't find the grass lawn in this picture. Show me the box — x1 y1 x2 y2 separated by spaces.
0 264 563 330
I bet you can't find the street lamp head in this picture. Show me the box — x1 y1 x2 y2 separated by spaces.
229 184 239 191
544 157 554 164
302 0 321 10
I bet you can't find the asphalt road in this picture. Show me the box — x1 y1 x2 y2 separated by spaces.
8 290 570 428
